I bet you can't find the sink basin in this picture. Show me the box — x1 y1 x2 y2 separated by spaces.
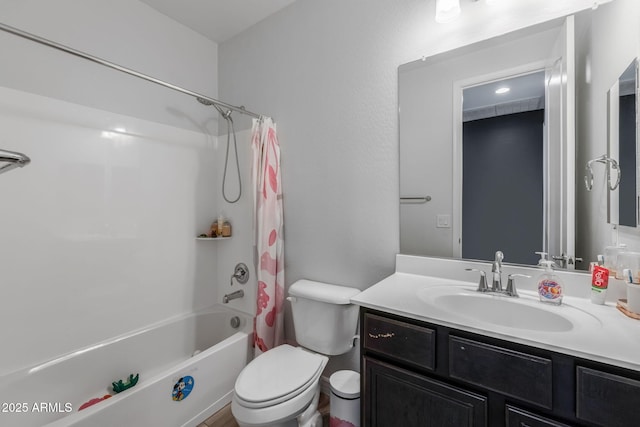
415 286 600 333
433 293 573 332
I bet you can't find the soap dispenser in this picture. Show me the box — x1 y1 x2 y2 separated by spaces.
535 252 563 305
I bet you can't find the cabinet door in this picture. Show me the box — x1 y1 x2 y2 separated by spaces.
364 356 487 427
576 366 640 427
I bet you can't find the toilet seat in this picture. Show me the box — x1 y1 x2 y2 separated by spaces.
234 345 326 409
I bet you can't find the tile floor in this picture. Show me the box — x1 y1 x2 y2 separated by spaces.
198 393 330 427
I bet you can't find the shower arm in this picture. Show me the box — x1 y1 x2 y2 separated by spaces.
0 22 264 120
0 149 31 175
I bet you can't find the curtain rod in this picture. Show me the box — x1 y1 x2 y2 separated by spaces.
0 22 263 119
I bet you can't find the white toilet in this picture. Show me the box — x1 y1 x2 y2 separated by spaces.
231 279 361 427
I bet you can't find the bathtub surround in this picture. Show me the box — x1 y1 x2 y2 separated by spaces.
0 87 226 375
0 0 230 376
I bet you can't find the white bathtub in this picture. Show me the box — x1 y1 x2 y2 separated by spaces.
0 305 252 427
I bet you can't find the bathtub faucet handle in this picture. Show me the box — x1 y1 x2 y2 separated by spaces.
230 262 250 286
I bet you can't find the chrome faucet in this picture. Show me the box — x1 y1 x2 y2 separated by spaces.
465 251 529 298
223 290 244 304
491 251 504 292
230 263 250 286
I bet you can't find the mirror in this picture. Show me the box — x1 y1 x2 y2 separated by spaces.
399 17 576 267
399 0 640 270
608 59 639 227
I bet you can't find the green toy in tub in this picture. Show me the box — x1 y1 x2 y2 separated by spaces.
112 373 139 394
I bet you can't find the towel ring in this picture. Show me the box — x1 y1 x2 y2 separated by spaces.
584 154 621 191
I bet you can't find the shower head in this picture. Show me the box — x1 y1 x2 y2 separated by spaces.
196 97 214 106
0 148 31 175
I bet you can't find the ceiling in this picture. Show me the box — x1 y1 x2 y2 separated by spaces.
139 0 297 43
463 71 546 122
463 71 546 110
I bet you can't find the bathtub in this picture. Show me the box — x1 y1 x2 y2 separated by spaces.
0 305 252 427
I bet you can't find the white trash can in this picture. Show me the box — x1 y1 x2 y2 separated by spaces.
329 370 360 427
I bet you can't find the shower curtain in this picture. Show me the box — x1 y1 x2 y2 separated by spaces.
251 117 284 355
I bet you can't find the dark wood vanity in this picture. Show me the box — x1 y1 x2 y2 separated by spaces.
360 307 640 427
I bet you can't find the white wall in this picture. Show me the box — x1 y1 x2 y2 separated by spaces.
219 0 612 373
0 1 223 374
576 0 640 261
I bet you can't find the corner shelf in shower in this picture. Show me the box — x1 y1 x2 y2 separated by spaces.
195 237 231 241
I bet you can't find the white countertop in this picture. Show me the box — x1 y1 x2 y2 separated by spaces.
352 264 640 372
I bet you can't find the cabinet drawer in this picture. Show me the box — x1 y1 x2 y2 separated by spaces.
506 405 571 427
363 313 435 371
576 366 640 427
449 336 553 409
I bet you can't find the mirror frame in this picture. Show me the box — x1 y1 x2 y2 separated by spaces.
398 17 576 268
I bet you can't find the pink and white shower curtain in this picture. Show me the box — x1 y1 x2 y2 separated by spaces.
251 117 284 355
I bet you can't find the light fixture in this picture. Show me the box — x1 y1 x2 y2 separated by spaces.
495 87 510 94
435 0 461 23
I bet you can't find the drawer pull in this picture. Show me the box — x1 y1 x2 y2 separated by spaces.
368 332 395 339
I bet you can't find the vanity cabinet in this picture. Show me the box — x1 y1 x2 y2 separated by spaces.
360 308 640 427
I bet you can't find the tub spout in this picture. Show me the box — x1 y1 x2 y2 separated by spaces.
223 290 244 304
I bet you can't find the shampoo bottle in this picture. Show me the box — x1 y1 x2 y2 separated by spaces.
537 257 563 305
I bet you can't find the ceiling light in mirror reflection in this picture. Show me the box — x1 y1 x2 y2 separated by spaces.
435 0 461 23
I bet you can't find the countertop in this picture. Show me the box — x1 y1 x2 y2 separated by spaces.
352 270 640 372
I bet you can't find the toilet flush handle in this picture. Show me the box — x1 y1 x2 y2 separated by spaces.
352 334 360 347
286 296 297 303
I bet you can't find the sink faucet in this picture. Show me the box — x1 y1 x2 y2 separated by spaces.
466 252 530 298
504 274 531 297
223 290 244 304
491 251 504 292
465 268 489 292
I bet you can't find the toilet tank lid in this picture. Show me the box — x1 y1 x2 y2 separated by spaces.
289 280 360 304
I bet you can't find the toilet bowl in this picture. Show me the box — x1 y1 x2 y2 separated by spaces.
232 345 328 427
232 280 361 427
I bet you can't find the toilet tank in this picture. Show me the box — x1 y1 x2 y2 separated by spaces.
288 280 361 356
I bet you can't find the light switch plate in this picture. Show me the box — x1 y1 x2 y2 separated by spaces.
436 214 451 228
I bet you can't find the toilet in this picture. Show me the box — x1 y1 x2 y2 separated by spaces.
231 279 361 427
